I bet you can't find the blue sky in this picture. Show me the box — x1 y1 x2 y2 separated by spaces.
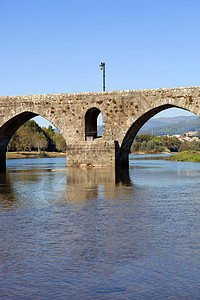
1 0 199 127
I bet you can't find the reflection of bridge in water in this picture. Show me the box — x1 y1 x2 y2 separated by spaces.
0 167 135 209
65 167 132 204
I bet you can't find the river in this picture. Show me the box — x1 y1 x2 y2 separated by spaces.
1 154 200 299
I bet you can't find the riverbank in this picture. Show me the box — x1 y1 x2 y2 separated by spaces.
131 151 170 155
131 150 200 163
6 151 66 159
164 150 200 163
6 150 200 162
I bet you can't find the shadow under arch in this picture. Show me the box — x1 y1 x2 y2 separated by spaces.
117 104 193 166
0 111 65 172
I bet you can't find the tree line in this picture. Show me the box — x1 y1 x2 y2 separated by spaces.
131 134 200 153
8 120 66 152
8 123 200 154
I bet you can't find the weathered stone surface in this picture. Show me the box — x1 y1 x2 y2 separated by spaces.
66 140 115 167
0 86 200 171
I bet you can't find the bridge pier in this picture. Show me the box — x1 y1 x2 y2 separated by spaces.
0 151 6 173
66 141 129 167
66 141 117 167
114 142 129 167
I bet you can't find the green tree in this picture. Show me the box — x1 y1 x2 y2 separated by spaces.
8 120 66 153
178 141 189 152
146 138 164 152
131 141 141 152
164 136 181 152
190 140 200 150
8 120 44 151
8 132 20 151
42 126 57 151
55 134 66 152
32 132 48 152
131 134 156 152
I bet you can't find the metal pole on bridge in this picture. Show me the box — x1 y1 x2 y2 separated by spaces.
100 62 105 91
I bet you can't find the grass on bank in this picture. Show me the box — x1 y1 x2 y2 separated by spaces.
165 150 200 163
6 151 66 159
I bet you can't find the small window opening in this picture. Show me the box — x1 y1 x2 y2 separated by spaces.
85 108 103 141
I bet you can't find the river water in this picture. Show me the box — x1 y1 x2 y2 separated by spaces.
1 154 200 299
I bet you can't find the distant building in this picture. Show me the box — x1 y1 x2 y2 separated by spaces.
167 131 199 142
185 131 198 137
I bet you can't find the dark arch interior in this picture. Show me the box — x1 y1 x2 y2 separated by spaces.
85 107 102 141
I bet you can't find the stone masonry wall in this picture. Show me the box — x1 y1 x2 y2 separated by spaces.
0 86 200 169
66 140 115 167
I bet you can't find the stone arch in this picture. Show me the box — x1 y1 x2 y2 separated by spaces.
0 111 66 172
0 112 38 151
85 107 102 141
122 104 175 150
116 104 196 166
0 110 66 147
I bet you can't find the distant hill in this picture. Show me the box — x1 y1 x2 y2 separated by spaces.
141 116 196 130
88 116 200 138
140 116 200 136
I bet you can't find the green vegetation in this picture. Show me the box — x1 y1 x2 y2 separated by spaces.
131 133 200 163
131 134 164 153
8 120 66 153
131 134 182 153
166 151 200 163
131 134 200 153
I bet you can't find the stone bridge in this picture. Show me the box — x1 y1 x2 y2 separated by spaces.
0 86 200 172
